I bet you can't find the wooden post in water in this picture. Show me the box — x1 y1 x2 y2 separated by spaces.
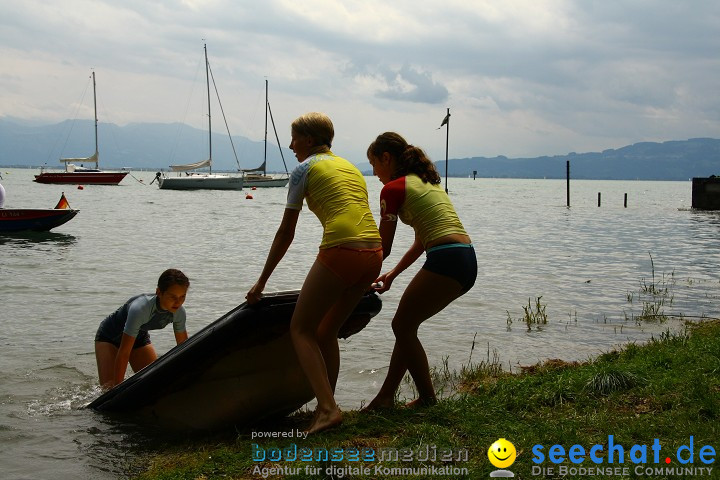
624 193 628 208
598 192 601 207
566 160 570 207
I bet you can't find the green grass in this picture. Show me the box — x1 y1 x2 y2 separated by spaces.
132 319 720 480
507 296 549 331
627 253 676 324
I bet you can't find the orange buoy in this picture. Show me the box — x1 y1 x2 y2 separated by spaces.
246 194 253 199
251 186 257 190
77 185 84 190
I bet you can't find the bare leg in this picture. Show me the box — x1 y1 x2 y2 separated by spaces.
95 341 118 389
366 269 464 410
316 281 371 392
129 344 158 373
290 260 346 434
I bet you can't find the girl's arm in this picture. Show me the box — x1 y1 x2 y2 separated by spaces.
375 234 424 293
113 333 135 386
379 218 397 260
174 330 189 344
246 208 300 303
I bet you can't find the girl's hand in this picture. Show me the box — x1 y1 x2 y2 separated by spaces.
246 281 265 304
373 272 393 294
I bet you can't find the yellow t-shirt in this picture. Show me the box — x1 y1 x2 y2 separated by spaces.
286 152 381 248
380 174 467 249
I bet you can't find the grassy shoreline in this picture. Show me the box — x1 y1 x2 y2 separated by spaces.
133 319 720 480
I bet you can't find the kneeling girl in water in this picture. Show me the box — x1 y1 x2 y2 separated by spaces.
94 268 190 388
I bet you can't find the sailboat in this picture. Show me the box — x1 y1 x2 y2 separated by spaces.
34 72 128 185
241 80 290 188
156 44 244 191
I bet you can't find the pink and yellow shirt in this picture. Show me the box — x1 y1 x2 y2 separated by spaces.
380 174 467 249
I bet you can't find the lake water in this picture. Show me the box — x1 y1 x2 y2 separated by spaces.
1 167 719 479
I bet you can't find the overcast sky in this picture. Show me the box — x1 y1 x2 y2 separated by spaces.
1 0 719 164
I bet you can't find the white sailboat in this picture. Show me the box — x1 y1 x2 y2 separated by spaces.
156 44 244 191
242 80 289 188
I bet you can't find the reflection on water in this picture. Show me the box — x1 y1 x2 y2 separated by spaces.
689 208 720 230
1 170 719 478
0 231 77 247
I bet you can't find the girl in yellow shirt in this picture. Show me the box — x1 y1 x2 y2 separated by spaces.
247 113 382 433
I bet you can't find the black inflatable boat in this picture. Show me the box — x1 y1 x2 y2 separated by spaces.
88 290 382 430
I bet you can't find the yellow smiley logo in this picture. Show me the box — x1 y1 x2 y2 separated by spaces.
488 438 517 469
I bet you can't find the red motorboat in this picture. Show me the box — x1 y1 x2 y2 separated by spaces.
0 193 79 233
34 164 128 185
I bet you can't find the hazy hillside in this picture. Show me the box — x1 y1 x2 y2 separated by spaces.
437 138 720 181
356 138 720 181
2 118 718 180
0 118 293 173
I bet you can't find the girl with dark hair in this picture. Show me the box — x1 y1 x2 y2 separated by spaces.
94 268 190 388
365 131 476 410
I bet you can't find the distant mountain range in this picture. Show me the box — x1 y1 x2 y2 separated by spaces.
435 138 720 180
0 117 293 173
357 137 720 181
1 118 718 180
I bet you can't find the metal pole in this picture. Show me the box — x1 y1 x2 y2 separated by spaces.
264 79 268 175
204 43 212 174
445 107 450 194
92 71 98 160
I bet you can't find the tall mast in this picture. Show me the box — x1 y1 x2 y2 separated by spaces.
92 71 98 165
264 79 268 176
205 43 212 174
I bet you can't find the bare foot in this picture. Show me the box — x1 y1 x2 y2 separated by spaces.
362 396 395 412
305 407 342 434
404 397 437 409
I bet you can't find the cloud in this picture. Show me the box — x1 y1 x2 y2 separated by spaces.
373 65 449 104
1 0 719 161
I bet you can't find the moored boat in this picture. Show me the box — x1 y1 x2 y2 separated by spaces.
242 80 290 188
34 168 128 185
34 72 128 186
156 44 243 191
0 193 78 233
157 171 244 190
242 173 289 188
